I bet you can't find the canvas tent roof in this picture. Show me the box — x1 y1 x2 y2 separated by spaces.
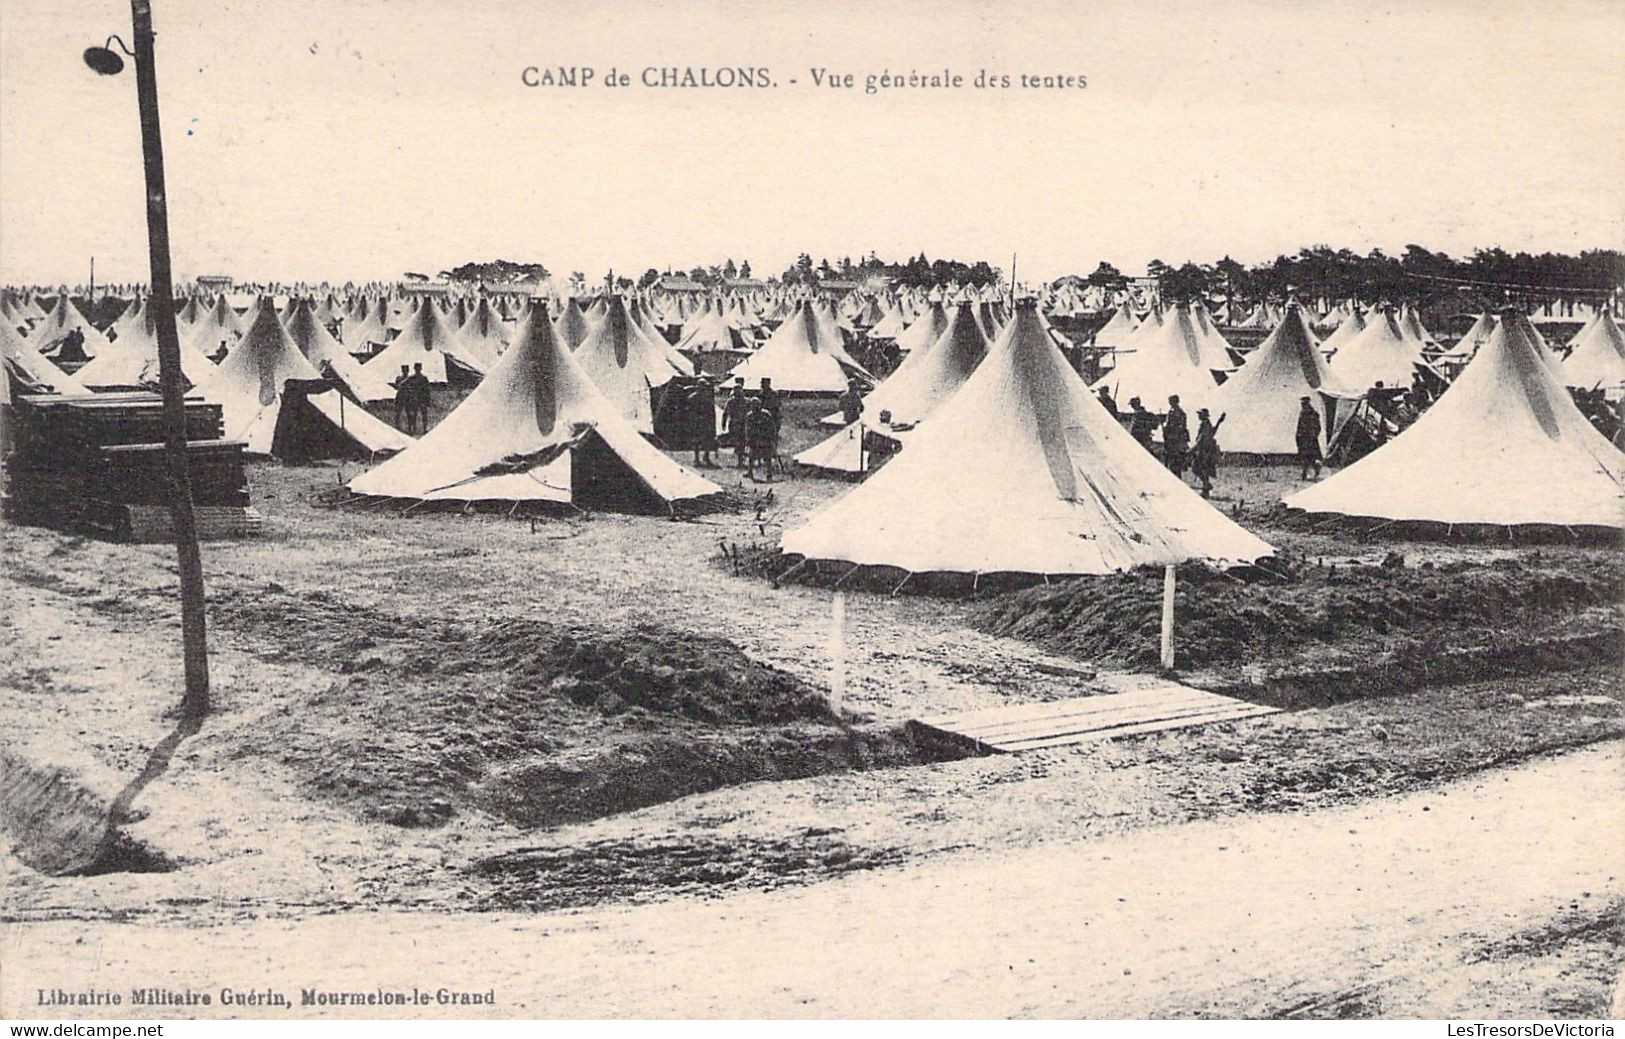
364 295 486 384
1561 310 1625 391
572 297 689 431
347 304 721 510
1284 310 1624 528
781 303 1274 575
284 298 399 403
74 306 218 389
798 301 992 471
1214 303 1338 455
1326 306 1424 392
1 317 85 395
192 298 324 453
1092 306 1138 351
1091 303 1221 414
553 298 593 350
892 301 950 353
730 302 871 394
340 296 391 350
30 295 112 359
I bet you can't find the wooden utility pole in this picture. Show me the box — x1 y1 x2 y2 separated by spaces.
128 0 210 717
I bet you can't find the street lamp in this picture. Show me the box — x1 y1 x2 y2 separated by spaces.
85 1 210 720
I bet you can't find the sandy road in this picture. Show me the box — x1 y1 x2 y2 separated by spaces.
5 743 1620 1019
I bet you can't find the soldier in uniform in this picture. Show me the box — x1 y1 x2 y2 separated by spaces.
1296 396 1324 479
1127 396 1161 452
722 378 750 468
1161 394 1190 477
1191 408 1226 497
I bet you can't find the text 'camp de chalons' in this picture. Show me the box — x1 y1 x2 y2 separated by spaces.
520 66 1088 92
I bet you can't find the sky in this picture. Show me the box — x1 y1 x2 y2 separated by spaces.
1 0 1621 287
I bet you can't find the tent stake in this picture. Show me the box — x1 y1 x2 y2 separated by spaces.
774 558 810 585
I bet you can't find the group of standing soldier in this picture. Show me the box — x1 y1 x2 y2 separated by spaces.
391 363 432 434
718 377 783 481
1103 391 1228 497
659 372 790 479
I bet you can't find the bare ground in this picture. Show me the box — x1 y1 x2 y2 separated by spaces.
2 398 1621 1017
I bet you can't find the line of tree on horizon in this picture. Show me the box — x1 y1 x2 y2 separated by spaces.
1072 245 1624 305
421 244 1624 303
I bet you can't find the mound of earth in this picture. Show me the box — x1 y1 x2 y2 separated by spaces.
971 553 1623 672
218 587 946 831
476 621 837 725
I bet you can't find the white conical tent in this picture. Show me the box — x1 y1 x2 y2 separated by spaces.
1327 306 1423 392
347 304 721 510
187 294 246 357
1561 310 1625 391
797 302 992 472
1450 312 1497 357
341 296 391 350
364 295 481 384
1285 311 1625 528
553 297 593 350
74 306 218 389
1399 304 1438 349
1092 306 1138 351
1091 303 1221 414
675 307 755 355
815 300 991 430
29 295 111 358
193 298 323 452
284 298 398 403
1 318 85 394
892 301 950 354
782 303 1274 575
1189 303 1238 369
730 302 871 394
572 298 688 431
109 296 146 341
1317 305 1366 356
1214 304 1338 455
460 296 510 356
868 302 908 339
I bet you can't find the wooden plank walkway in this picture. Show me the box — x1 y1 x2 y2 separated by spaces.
912 682 1279 753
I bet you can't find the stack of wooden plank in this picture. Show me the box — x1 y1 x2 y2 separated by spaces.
3 392 262 542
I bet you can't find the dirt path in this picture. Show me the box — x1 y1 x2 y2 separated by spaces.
5 743 1619 1019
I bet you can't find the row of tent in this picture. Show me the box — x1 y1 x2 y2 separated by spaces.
6 279 1621 576
781 300 1622 580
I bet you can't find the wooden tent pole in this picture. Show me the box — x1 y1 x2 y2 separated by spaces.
1159 564 1176 671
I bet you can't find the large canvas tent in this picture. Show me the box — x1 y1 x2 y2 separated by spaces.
1091 303 1222 415
29 295 112 360
364 295 486 384
1214 303 1339 455
74 306 218 390
1284 310 1625 529
347 303 722 513
284 297 399 403
1561 310 1625 391
1 319 85 395
572 297 690 431
1326 306 1425 392
192 298 325 452
892 301 950 354
782 302 1274 575
730 301 872 394
797 300 993 472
